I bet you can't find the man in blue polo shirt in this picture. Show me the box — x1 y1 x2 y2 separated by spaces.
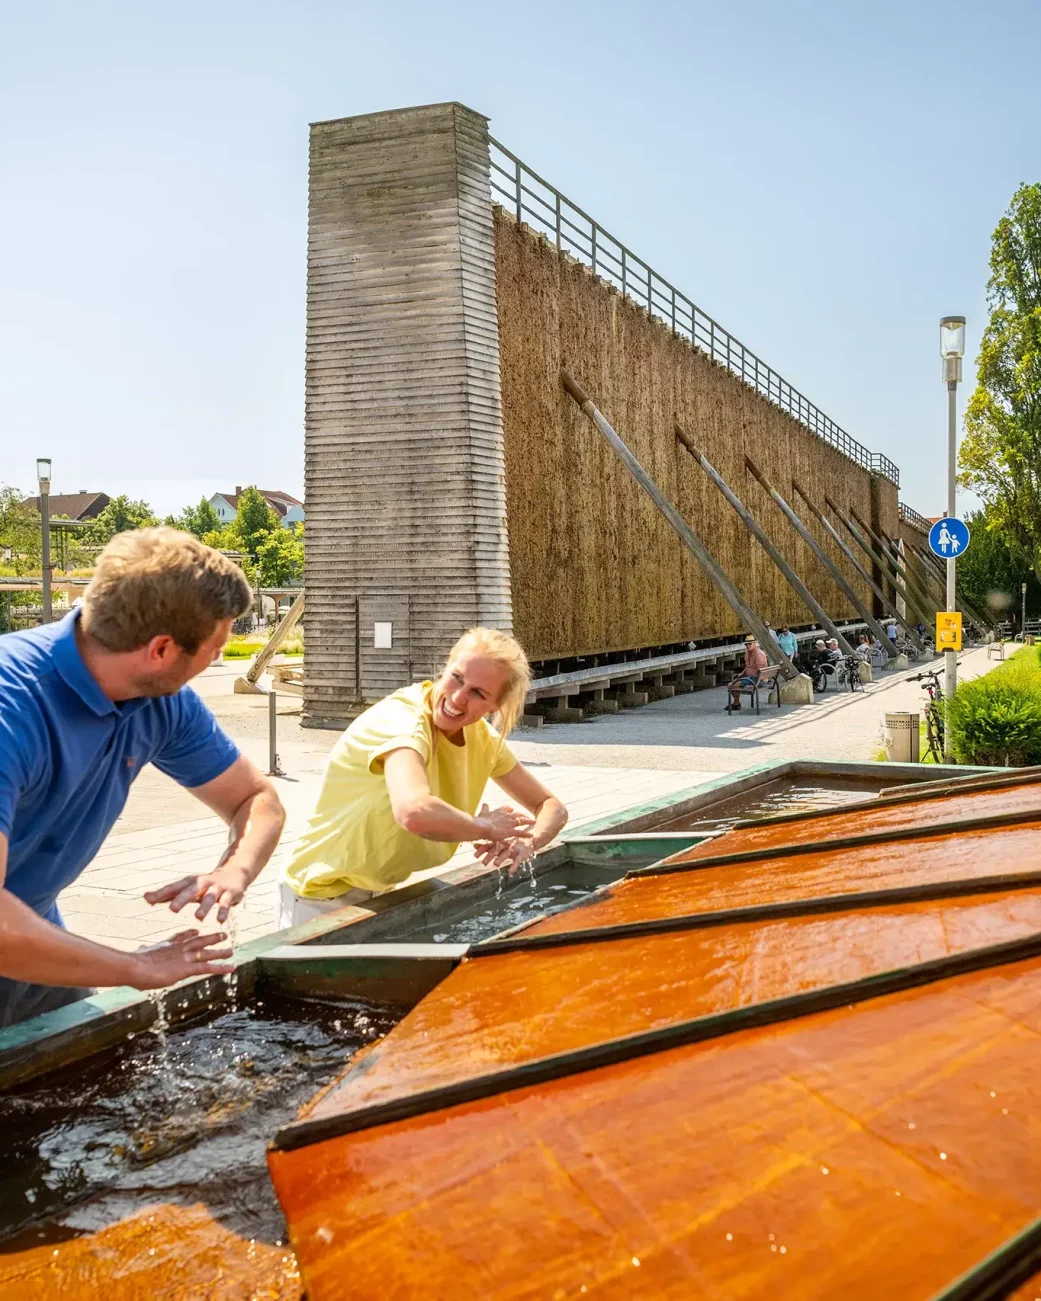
0 527 286 1028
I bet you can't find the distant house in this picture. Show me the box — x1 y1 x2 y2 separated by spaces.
209 487 304 529
20 491 110 520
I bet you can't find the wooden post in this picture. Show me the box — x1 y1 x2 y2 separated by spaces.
235 591 305 694
744 457 898 659
674 425 855 654
792 482 923 647
882 527 946 605
850 507 938 624
827 497 934 631
560 371 799 679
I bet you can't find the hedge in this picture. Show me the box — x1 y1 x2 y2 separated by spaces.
943 647 1041 767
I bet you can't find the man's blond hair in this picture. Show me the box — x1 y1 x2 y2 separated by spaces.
81 527 253 653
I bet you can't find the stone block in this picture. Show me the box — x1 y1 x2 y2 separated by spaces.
585 699 620 715
613 690 649 708
543 706 585 724
857 661 872 683
778 673 814 705
518 713 544 728
893 653 909 670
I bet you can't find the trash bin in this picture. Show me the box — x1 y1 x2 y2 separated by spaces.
884 711 920 763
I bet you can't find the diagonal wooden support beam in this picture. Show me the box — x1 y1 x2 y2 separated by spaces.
560 371 799 679
825 495 934 631
901 533 993 634
235 589 305 694
851 506 939 623
744 457 898 659
673 425 855 653
792 481 923 647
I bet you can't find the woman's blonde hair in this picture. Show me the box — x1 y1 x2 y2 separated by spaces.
443 627 531 737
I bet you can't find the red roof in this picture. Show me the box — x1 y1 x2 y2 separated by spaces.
218 488 303 518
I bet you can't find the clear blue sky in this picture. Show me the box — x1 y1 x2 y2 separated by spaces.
2 0 1038 518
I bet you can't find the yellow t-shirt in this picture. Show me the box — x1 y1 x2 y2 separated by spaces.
282 682 518 898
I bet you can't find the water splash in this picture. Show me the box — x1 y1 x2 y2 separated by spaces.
222 911 239 1010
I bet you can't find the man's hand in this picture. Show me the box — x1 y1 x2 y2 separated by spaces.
127 929 233 990
144 865 251 924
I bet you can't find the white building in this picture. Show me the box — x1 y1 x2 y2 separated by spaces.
209 487 304 529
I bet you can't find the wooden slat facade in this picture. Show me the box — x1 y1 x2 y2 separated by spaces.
303 103 512 726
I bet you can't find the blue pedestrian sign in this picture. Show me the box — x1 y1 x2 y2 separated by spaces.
928 516 970 559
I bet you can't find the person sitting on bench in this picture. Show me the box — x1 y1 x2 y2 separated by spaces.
728 635 768 712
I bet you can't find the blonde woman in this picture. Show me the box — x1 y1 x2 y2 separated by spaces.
277 628 568 928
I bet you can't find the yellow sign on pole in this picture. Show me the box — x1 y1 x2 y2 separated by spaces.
937 611 962 651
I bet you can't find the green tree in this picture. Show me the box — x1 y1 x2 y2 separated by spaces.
0 485 40 575
959 182 1041 579
86 495 158 544
256 524 304 587
957 505 1041 624
165 496 222 538
234 486 281 562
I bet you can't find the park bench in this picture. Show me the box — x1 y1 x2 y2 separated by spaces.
726 663 782 715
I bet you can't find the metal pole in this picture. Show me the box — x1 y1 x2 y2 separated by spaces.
944 380 957 758
40 488 52 624
268 690 284 777
1023 582 1027 637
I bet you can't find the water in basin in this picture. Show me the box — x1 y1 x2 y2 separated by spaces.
651 776 905 834
379 861 624 945
0 994 394 1251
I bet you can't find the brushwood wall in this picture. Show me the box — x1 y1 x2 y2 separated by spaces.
495 209 898 660
301 100 900 724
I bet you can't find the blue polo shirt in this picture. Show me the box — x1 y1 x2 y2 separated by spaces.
0 611 240 924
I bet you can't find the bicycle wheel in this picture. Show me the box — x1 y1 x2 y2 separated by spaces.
906 644 920 662
923 707 942 763
811 666 828 693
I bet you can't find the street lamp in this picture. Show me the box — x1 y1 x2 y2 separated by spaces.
940 316 965 758
36 458 52 624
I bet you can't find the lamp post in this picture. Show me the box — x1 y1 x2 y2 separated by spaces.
36 458 52 624
940 316 965 758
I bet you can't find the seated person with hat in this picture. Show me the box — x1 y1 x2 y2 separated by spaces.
727 635 769 712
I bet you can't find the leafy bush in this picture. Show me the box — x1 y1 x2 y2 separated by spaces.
944 659 1041 766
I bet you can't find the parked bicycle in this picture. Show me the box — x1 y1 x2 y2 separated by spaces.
909 666 955 763
811 653 864 695
892 636 921 662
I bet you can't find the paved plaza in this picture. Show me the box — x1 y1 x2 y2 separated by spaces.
58 646 999 954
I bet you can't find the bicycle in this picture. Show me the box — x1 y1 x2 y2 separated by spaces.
893 637 921 662
909 667 949 762
811 653 864 694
